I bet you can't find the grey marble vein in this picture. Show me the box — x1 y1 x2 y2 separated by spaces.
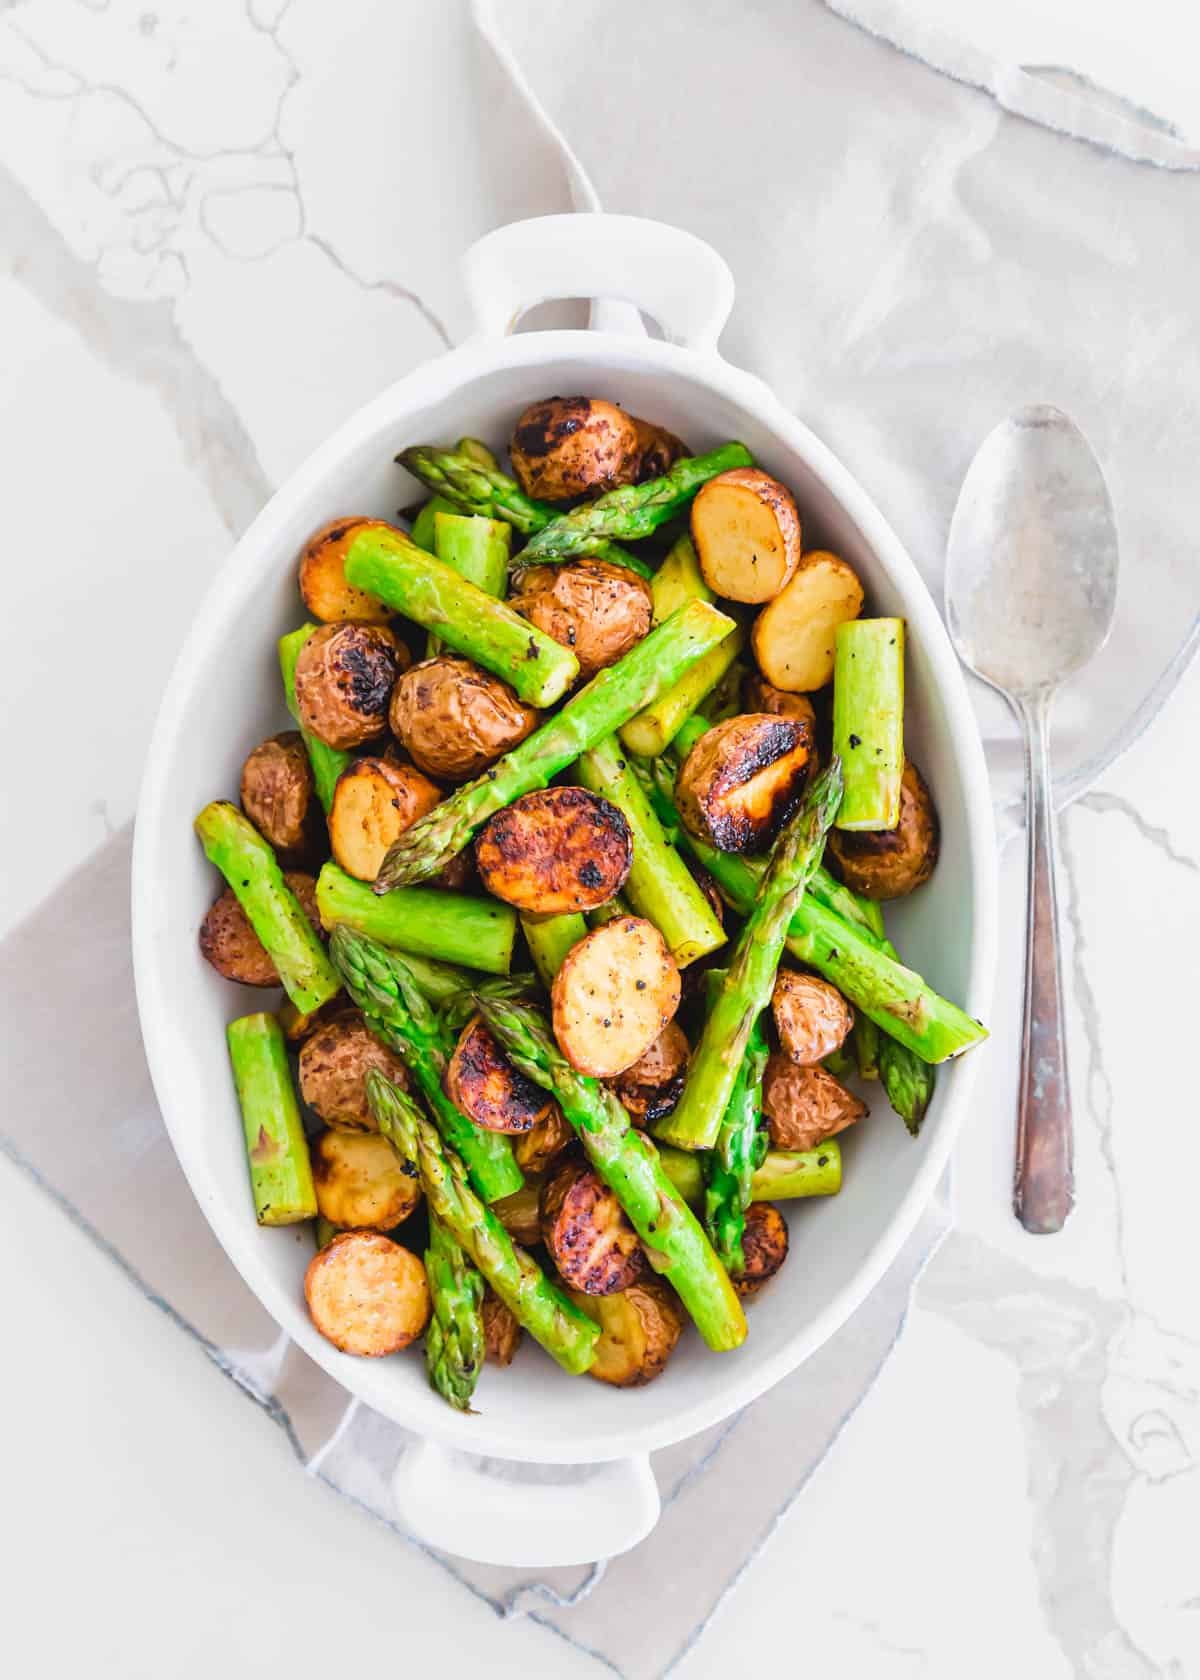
1079 792 1200 876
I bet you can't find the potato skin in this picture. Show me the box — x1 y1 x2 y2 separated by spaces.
294 622 407 750
630 416 686 481
691 468 801 603
389 655 537 781
492 1182 543 1247
609 1022 690 1126
199 871 320 987
482 1290 523 1367
445 1013 556 1135
569 1277 684 1387
311 1129 422 1231
512 1103 574 1176
328 755 441 882
298 518 391 624
510 396 641 502
772 971 854 1066
827 760 940 900
732 1202 790 1299
305 1231 430 1357
239 731 316 858
299 1011 411 1132
474 786 633 914
551 916 682 1078
742 674 818 735
513 561 653 682
762 1054 867 1152
676 714 813 852
540 1156 644 1296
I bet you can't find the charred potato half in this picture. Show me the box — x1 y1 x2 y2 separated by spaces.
513 561 653 682
474 786 632 914
305 1231 429 1356
540 1156 645 1296
299 1011 411 1132
199 871 320 986
732 1202 790 1299
310 1129 422 1231
631 415 686 481
568 1277 684 1387
445 1013 557 1135
772 970 854 1066
239 731 316 858
675 714 813 852
294 621 407 750
492 1182 543 1248
510 396 640 502
482 1290 523 1367
328 755 441 882
762 1054 867 1152
298 518 391 623
609 1021 690 1126
512 1103 574 1176
827 760 940 900
389 655 537 782
752 550 864 692
552 916 682 1078
691 467 801 603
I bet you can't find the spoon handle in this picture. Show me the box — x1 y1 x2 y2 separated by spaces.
1014 694 1074 1233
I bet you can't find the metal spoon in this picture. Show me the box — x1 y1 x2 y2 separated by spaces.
946 406 1119 1233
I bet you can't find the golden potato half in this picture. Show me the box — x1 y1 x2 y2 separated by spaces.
691 467 801 603
751 551 864 692
305 1231 429 1357
310 1129 421 1231
551 917 681 1078
568 1278 684 1387
299 518 391 623
475 785 633 914
329 756 441 883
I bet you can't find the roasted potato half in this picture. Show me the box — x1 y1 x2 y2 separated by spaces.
199 871 320 987
310 1129 422 1231
732 1202 790 1299
328 755 441 883
475 786 633 914
445 1013 557 1135
609 1021 690 1126
675 714 813 852
389 655 537 782
552 916 682 1078
742 673 818 735
772 971 854 1066
305 1231 430 1356
294 621 407 750
630 415 686 481
540 1156 644 1296
239 731 316 859
298 518 392 624
568 1277 684 1387
299 1010 411 1132
512 1103 574 1176
513 562 653 682
510 396 640 502
691 467 801 603
827 760 940 900
482 1290 523 1367
492 1182 543 1248
751 550 864 692
762 1054 867 1152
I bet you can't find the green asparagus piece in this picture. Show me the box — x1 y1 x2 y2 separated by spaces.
656 1139 843 1204
519 444 753 564
879 1030 936 1134
408 494 458 553
833 618 905 830
226 1013 317 1225
329 927 523 1202
586 893 633 928
807 863 885 939
423 1214 486 1412
656 761 844 1151
575 735 725 968
520 911 586 985
852 1014 882 1080
366 1072 598 1374
373 599 735 890
646 533 715 617
344 524 579 707
313 1215 340 1250
278 625 353 812
427 511 510 657
823 1043 856 1081
455 437 499 471
315 862 516 976
476 994 747 1352
196 801 341 1012
705 1003 769 1273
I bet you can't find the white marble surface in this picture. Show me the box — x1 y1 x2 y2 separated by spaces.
1 3 1199 1676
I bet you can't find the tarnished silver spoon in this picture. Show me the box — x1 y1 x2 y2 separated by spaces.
946 406 1119 1233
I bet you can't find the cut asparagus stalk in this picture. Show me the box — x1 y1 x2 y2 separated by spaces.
656 1140 843 1204
586 893 633 929
455 437 499 470
647 534 715 619
408 494 458 553
619 622 746 759
374 599 736 890
702 973 769 1272
833 618 905 830
806 863 886 939
427 510 510 657
367 1072 598 1374
344 523 579 707
879 1031 936 1134
575 735 725 968
315 862 516 976
226 1012 317 1225
852 1014 881 1080
278 624 353 812
195 801 341 1013
424 1214 485 1412
520 911 587 985
313 1215 340 1250
476 993 747 1352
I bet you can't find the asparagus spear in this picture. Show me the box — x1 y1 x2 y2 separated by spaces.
195 801 341 1013
423 1214 486 1412
455 437 499 470
427 511 510 657
315 862 517 976
476 994 747 1352
575 734 725 968
833 619 905 831
226 1013 317 1225
586 893 633 928
366 1072 598 1374
657 761 844 1152
278 625 352 812
879 1031 936 1134
657 1139 843 1204
703 980 769 1273
313 1215 340 1250
408 494 458 553
853 1015 882 1081
344 524 579 707
807 863 885 939
373 599 735 890
329 927 523 1203
520 911 586 985
519 444 753 564
822 1043 856 1081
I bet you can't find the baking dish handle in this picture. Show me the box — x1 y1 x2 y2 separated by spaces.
391 1439 660 1566
463 213 735 351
